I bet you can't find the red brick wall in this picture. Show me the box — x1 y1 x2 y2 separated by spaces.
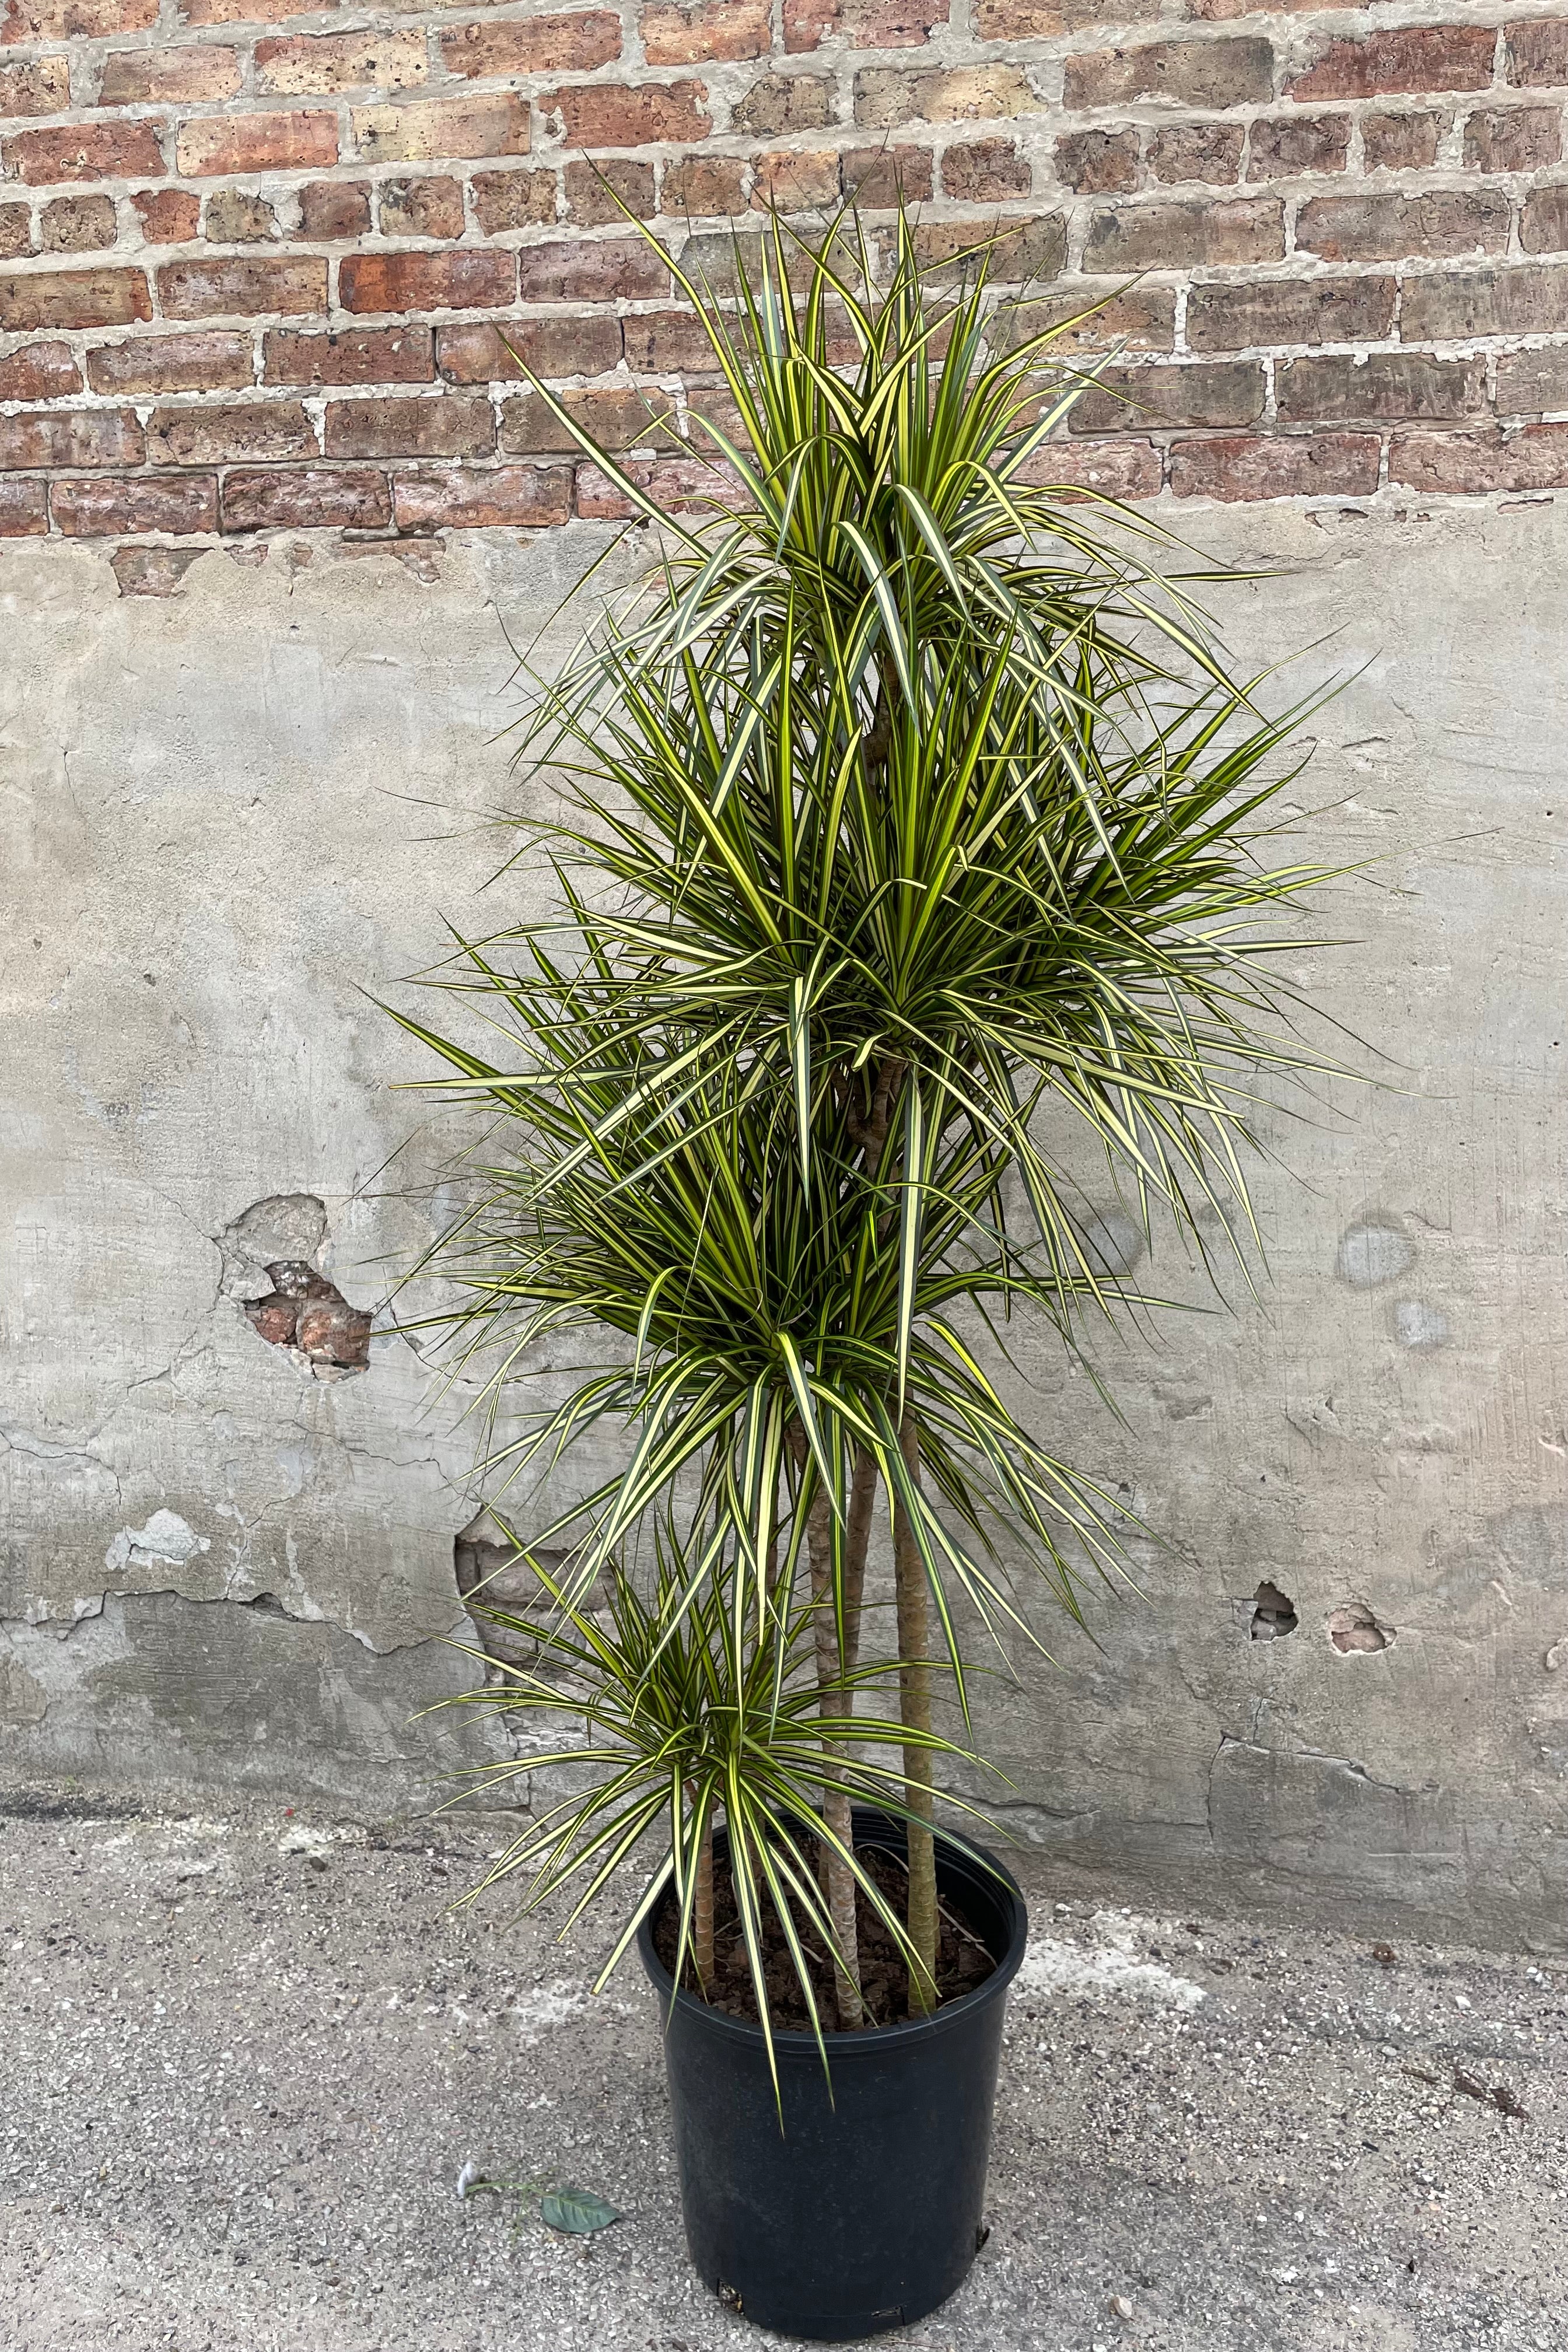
5 0 1568 554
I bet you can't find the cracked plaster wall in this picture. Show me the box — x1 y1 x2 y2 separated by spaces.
2 505 1566 1941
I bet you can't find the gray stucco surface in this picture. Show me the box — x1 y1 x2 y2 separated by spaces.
3 501 1566 1940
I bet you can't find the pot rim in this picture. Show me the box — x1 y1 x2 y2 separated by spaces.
636 1810 1029 2059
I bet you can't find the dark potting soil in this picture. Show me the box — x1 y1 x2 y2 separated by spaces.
652 1840 996 2031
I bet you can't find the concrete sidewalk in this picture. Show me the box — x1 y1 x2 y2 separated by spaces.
0 1788 1561 2352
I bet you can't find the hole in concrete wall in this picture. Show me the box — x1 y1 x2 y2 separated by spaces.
454 1514 553 1674
1250 1582 1298 1641
244 1262 372 1377
454 1515 612 1676
1328 1602 1395 1654
220 1196 373 1381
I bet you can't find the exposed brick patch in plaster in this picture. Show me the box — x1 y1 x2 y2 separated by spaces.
218 1192 373 1380
454 1510 544 1674
244 1259 372 1376
453 1512 611 1682
1328 1600 1395 1653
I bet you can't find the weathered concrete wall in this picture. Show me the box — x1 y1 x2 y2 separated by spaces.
3 499 1566 1943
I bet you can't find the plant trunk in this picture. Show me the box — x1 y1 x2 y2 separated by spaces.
894 1410 939 2016
789 1428 864 2029
693 1808 715 1991
807 1479 864 2030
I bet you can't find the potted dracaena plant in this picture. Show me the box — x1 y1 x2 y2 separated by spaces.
393 208 1336 2338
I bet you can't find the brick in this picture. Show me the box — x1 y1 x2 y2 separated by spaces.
680 383 744 447
443 12 620 79
471 167 558 233
1506 21 1568 90
564 158 654 225
1464 106 1561 174
1287 27 1494 104
1011 281 1175 354
159 256 328 318
111 545 205 593
646 0 768 63
295 180 372 240
840 145 933 206
133 188 201 243
256 31 428 94
1188 0 1329 13
1014 436 1162 499
4 120 163 183
500 385 674 454
89 328 252 392
378 176 465 240
1495 347 1568 413
340 249 514 313
1521 184 1568 254
1360 111 1440 172
0 266 149 330
41 195 117 253
222 467 391 530
914 212 1065 282
576 452 741 516
1186 274 1395 351
941 138 1030 201
205 190 279 244
975 0 1158 28
662 154 748 214
0 479 48 536
620 307 715 372
354 94 528 164
0 408 142 467
97 44 240 102
543 80 708 148
1054 128 1136 194
178 0 317 20
51 473 217 534
473 14 625 79
514 235 667 302
677 226 853 306
393 463 572 530
1084 196 1283 272
785 0 947 48
0 57 70 113
1147 123 1243 186
1065 38 1272 113
1276 352 1484 425
0 340 79 398
1070 360 1264 435
437 313 621 380
1247 114 1348 181
1297 191 1508 263
147 400 316 465
1 0 155 38
731 72 834 137
0 202 30 258
324 394 495 457
1401 264 1568 342
854 65 1037 127
1170 432 1380 501
176 112 337 178
1387 424 1568 495
265 325 434 384
751 147 839 211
